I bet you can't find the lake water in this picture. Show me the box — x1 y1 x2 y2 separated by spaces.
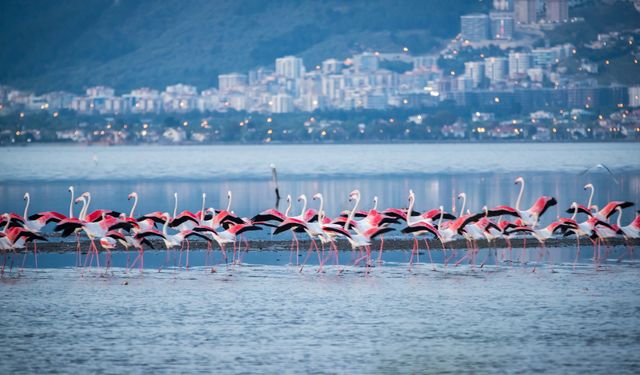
1 143 639 373
1 259 639 374
1 143 639 233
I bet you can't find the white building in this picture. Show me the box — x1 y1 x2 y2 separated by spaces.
321 59 342 74
271 93 294 113
464 61 485 88
508 52 532 79
484 57 508 83
218 73 248 92
629 86 640 108
125 88 162 113
275 56 305 79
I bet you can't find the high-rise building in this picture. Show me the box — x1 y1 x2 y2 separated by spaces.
484 57 508 83
493 0 513 11
628 86 640 108
514 0 537 23
508 52 532 79
322 59 342 74
461 13 490 42
490 11 515 39
275 56 305 79
353 53 379 73
271 93 294 113
218 73 248 91
546 0 569 22
465 61 485 87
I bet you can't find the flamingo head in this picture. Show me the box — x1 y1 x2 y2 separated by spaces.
408 190 415 202
286 194 291 203
373 196 378 204
312 193 322 200
23 192 29 200
270 163 276 169
227 191 232 199
128 192 137 200
439 205 444 213
202 192 206 199
74 197 84 204
514 177 524 185
161 212 171 221
173 192 178 198
584 183 593 191
81 192 90 199
457 192 466 200
348 190 360 201
297 194 306 202
68 186 74 193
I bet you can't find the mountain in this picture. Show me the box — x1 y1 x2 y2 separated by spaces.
0 0 488 93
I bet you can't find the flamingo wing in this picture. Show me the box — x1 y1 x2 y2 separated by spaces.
599 201 634 219
486 205 520 218
529 196 557 218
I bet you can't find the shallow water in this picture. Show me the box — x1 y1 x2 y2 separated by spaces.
1 143 639 374
1 249 639 374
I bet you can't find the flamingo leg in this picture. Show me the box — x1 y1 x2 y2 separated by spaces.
424 238 435 271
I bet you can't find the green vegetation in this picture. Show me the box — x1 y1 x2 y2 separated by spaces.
0 0 488 93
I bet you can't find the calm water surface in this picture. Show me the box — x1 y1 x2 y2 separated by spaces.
1 143 639 373
0 259 639 374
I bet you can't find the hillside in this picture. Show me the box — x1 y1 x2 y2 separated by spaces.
0 0 487 93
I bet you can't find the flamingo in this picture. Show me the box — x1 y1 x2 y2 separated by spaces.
342 190 394 269
168 192 203 231
617 209 640 239
0 214 47 273
78 192 121 223
20 193 65 232
134 212 215 269
55 195 135 270
488 177 557 227
400 190 440 269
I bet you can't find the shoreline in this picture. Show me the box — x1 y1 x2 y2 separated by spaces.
22 237 639 253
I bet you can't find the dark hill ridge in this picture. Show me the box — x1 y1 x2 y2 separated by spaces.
0 0 488 93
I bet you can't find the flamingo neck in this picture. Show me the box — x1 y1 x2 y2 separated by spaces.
23 194 30 219
129 195 138 218
78 197 87 221
345 194 360 230
69 188 75 218
406 195 415 225
438 207 444 228
570 204 578 220
84 194 91 220
317 195 324 223
459 194 466 216
3 217 10 232
285 198 292 217
617 208 622 227
515 180 525 211
162 216 169 236
299 196 307 217
587 186 594 210
200 194 206 222
173 194 178 218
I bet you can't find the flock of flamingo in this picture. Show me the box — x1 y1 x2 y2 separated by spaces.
1 177 638 274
